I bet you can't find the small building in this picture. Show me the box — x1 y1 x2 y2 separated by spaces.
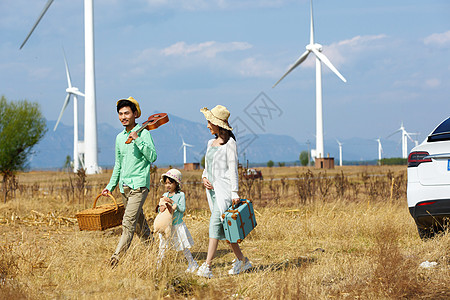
315 157 334 169
184 163 200 170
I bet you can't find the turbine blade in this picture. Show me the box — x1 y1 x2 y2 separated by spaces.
63 48 73 88
185 143 194 147
20 0 55 49
405 131 415 142
310 0 314 45
272 50 310 88
54 93 71 131
72 90 85 97
386 129 401 139
310 47 347 82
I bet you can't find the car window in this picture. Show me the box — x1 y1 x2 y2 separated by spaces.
428 117 450 142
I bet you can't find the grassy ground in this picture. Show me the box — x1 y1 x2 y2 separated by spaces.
1 166 449 299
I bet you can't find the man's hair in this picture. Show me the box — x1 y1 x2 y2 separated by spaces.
117 100 137 114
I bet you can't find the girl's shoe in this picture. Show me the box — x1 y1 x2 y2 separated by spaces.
228 257 252 275
196 262 213 278
185 261 199 273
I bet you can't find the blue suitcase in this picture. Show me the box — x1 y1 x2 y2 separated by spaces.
222 199 257 243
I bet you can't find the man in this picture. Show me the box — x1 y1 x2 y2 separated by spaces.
102 96 157 267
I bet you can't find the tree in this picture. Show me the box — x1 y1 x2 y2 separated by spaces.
300 151 309 166
0 96 47 202
380 158 407 165
201 155 206 168
267 160 274 168
63 155 72 172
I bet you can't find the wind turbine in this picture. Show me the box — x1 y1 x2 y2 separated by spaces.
273 0 346 160
407 132 421 147
20 0 99 174
387 123 415 159
54 50 85 172
336 139 343 167
180 137 194 164
375 138 383 164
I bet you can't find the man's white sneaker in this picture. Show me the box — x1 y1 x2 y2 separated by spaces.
196 262 213 278
228 257 252 275
185 261 199 273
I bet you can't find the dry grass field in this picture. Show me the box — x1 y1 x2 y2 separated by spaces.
1 165 449 299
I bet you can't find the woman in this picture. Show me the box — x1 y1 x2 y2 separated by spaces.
196 105 252 278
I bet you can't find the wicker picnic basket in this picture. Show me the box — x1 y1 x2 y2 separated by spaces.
76 193 125 231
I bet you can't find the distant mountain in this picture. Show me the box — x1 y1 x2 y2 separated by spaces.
28 115 414 169
29 120 118 169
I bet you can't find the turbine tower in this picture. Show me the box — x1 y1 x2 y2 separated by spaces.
273 0 346 160
336 139 343 167
375 138 383 164
20 0 99 174
54 50 85 172
180 137 194 164
387 123 414 159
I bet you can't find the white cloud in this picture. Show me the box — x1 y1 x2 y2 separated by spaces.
126 41 257 78
238 57 279 77
330 34 388 61
287 34 389 70
393 76 442 91
425 78 441 88
143 0 289 11
337 35 387 46
160 41 252 58
424 30 450 48
29 66 53 80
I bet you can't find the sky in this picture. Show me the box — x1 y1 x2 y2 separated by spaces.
1 0 450 157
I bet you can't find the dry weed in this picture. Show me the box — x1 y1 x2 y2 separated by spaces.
2 166 449 299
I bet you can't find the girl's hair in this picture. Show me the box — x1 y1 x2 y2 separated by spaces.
215 127 236 145
162 176 181 193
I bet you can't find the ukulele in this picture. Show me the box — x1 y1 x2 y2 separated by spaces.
125 113 169 144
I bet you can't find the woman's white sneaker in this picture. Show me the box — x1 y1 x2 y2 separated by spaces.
228 257 252 275
196 262 213 278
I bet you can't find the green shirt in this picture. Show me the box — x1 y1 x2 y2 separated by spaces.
162 191 186 226
106 124 157 193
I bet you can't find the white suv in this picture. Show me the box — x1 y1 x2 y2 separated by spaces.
407 116 450 239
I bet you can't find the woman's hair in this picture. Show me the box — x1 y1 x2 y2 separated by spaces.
215 127 236 145
162 176 181 193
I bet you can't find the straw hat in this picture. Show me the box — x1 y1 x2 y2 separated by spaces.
160 169 182 186
117 96 141 118
200 105 232 131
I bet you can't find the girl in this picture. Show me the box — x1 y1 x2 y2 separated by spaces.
157 169 198 273
196 105 252 279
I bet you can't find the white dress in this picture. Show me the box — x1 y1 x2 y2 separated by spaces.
159 222 194 251
158 192 194 251
202 138 240 220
